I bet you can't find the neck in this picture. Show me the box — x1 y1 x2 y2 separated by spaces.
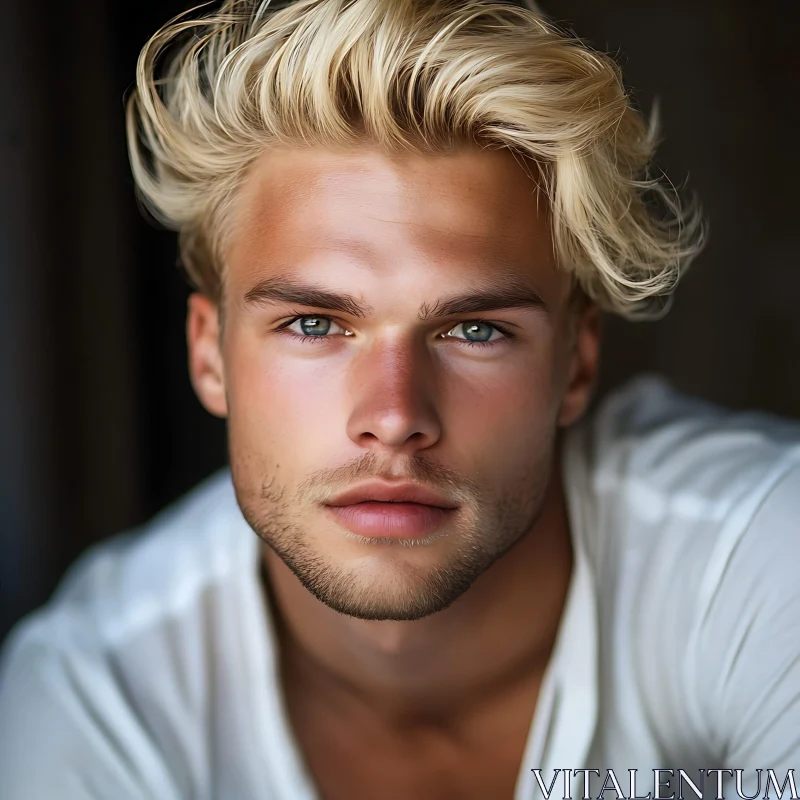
261 447 573 726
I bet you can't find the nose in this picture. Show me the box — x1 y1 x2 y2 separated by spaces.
345 337 442 454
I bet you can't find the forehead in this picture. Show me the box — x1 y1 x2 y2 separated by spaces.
226 145 563 299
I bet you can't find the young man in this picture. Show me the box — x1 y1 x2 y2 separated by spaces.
1 0 798 797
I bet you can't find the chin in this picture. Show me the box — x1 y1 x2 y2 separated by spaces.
303 579 463 621
280 543 491 621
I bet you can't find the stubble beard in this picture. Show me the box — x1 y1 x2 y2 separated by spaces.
232 448 554 621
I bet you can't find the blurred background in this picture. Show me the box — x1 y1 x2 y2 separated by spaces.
1 0 798 641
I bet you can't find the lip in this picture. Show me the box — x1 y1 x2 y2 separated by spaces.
326 481 458 509
324 481 458 540
325 502 456 539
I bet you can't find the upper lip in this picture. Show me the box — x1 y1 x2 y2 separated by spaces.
326 482 458 509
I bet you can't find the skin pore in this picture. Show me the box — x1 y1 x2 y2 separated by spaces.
187 145 601 799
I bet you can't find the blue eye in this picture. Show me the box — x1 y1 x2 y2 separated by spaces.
280 315 350 340
295 316 332 336
444 321 509 347
277 315 511 348
448 321 497 343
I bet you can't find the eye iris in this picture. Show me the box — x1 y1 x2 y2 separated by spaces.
462 322 492 342
300 317 331 336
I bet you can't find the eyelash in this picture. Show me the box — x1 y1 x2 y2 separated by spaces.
275 313 514 349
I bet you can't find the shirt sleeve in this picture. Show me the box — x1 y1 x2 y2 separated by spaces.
692 464 800 786
0 616 182 800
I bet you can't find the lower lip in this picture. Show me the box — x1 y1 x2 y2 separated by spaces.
325 502 456 539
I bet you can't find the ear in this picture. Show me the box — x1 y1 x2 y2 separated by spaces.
556 301 602 428
187 293 228 418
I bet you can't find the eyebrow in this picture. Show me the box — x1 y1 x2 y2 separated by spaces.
243 274 547 320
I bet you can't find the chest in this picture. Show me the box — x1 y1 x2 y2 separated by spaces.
284 680 541 800
297 717 530 800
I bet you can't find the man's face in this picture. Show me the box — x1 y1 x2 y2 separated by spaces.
189 145 598 621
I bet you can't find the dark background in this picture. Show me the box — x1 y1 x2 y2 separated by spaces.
1 0 798 641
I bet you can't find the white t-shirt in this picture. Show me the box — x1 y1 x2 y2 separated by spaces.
1 375 799 800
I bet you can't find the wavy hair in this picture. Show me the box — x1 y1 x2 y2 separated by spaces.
127 0 705 318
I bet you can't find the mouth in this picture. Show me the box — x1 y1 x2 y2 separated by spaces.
326 483 457 509
324 500 456 540
355 499 433 505
323 480 459 539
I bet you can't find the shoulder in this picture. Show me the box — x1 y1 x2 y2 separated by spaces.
14 467 250 651
566 376 800 761
581 374 800 506
0 467 255 796
1 466 253 679
686 463 800 763
567 374 800 547
570 373 800 620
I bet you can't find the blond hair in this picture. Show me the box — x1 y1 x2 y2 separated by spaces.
126 0 705 318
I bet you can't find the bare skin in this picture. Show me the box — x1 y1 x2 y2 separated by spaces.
187 145 601 798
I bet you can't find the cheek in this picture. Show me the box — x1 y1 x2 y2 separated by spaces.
222 324 561 475
224 335 347 456
443 354 560 473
